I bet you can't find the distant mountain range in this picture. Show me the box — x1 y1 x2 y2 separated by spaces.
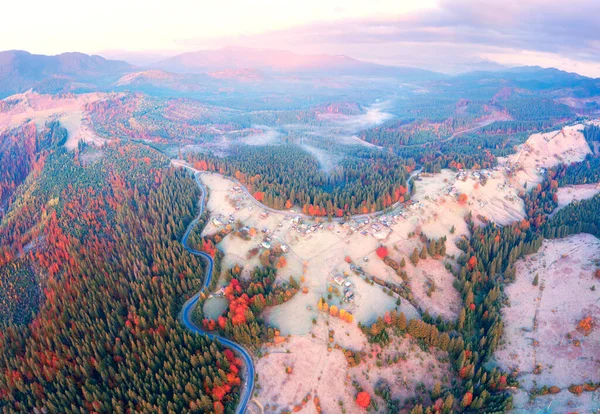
1 47 599 100
151 46 439 79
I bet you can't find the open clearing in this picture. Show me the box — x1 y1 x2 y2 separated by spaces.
0 91 111 150
554 184 600 212
413 168 525 233
501 124 592 189
255 317 453 414
494 234 600 413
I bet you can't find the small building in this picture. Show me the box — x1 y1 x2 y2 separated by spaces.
212 218 223 226
261 242 271 249
334 275 345 286
281 244 289 253
211 287 225 298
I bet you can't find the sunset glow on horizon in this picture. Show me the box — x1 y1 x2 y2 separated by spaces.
2 0 600 76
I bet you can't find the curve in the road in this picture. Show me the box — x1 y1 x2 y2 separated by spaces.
179 172 255 414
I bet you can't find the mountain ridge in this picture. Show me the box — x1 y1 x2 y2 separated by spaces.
151 46 440 79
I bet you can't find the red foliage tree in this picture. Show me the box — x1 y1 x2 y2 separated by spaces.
356 391 371 408
461 391 473 407
467 256 477 271
376 246 388 259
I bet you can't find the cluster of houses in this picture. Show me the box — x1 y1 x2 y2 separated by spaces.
288 217 333 237
228 186 253 211
456 169 493 183
212 214 236 227
339 215 402 235
331 273 355 303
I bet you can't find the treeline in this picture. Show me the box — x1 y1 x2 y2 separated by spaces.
186 145 414 216
0 121 73 325
0 142 241 412
554 155 600 186
86 94 238 144
479 120 558 135
546 141 600 238
543 194 600 239
550 124 600 186
389 97 488 124
359 119 454 147
394 135 500 174
496 97 574 121
360 126 525 174
583 124 600 145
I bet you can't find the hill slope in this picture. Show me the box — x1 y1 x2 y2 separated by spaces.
0 50 133 97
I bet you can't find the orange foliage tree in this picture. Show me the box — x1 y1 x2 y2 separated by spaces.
276 256 287 268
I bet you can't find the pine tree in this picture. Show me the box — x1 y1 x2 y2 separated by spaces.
410 248 420 266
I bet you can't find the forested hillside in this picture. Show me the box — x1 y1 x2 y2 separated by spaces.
0 139 241 412
187 146 414 216
0 121 67 221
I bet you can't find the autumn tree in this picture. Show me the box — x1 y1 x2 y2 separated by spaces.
410 248 420 265
355 391 371 408
376 246 388 259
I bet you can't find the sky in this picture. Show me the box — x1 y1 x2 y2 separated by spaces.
2 0 600 76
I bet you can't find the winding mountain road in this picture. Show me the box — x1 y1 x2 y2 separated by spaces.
174 159 424 413
179 172 255 414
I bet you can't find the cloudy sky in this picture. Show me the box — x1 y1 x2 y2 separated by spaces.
3 0 600 76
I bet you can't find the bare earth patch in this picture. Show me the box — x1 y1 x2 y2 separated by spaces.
502 124 592 189
412 168 525 251
0 91 115 150
406 259 461 321
494 234 600 412
256 317 453 414
554 184 600 213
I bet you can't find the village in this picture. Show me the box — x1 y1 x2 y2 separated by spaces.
200 159 530 317
192 161 528 411
182 122 600 413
